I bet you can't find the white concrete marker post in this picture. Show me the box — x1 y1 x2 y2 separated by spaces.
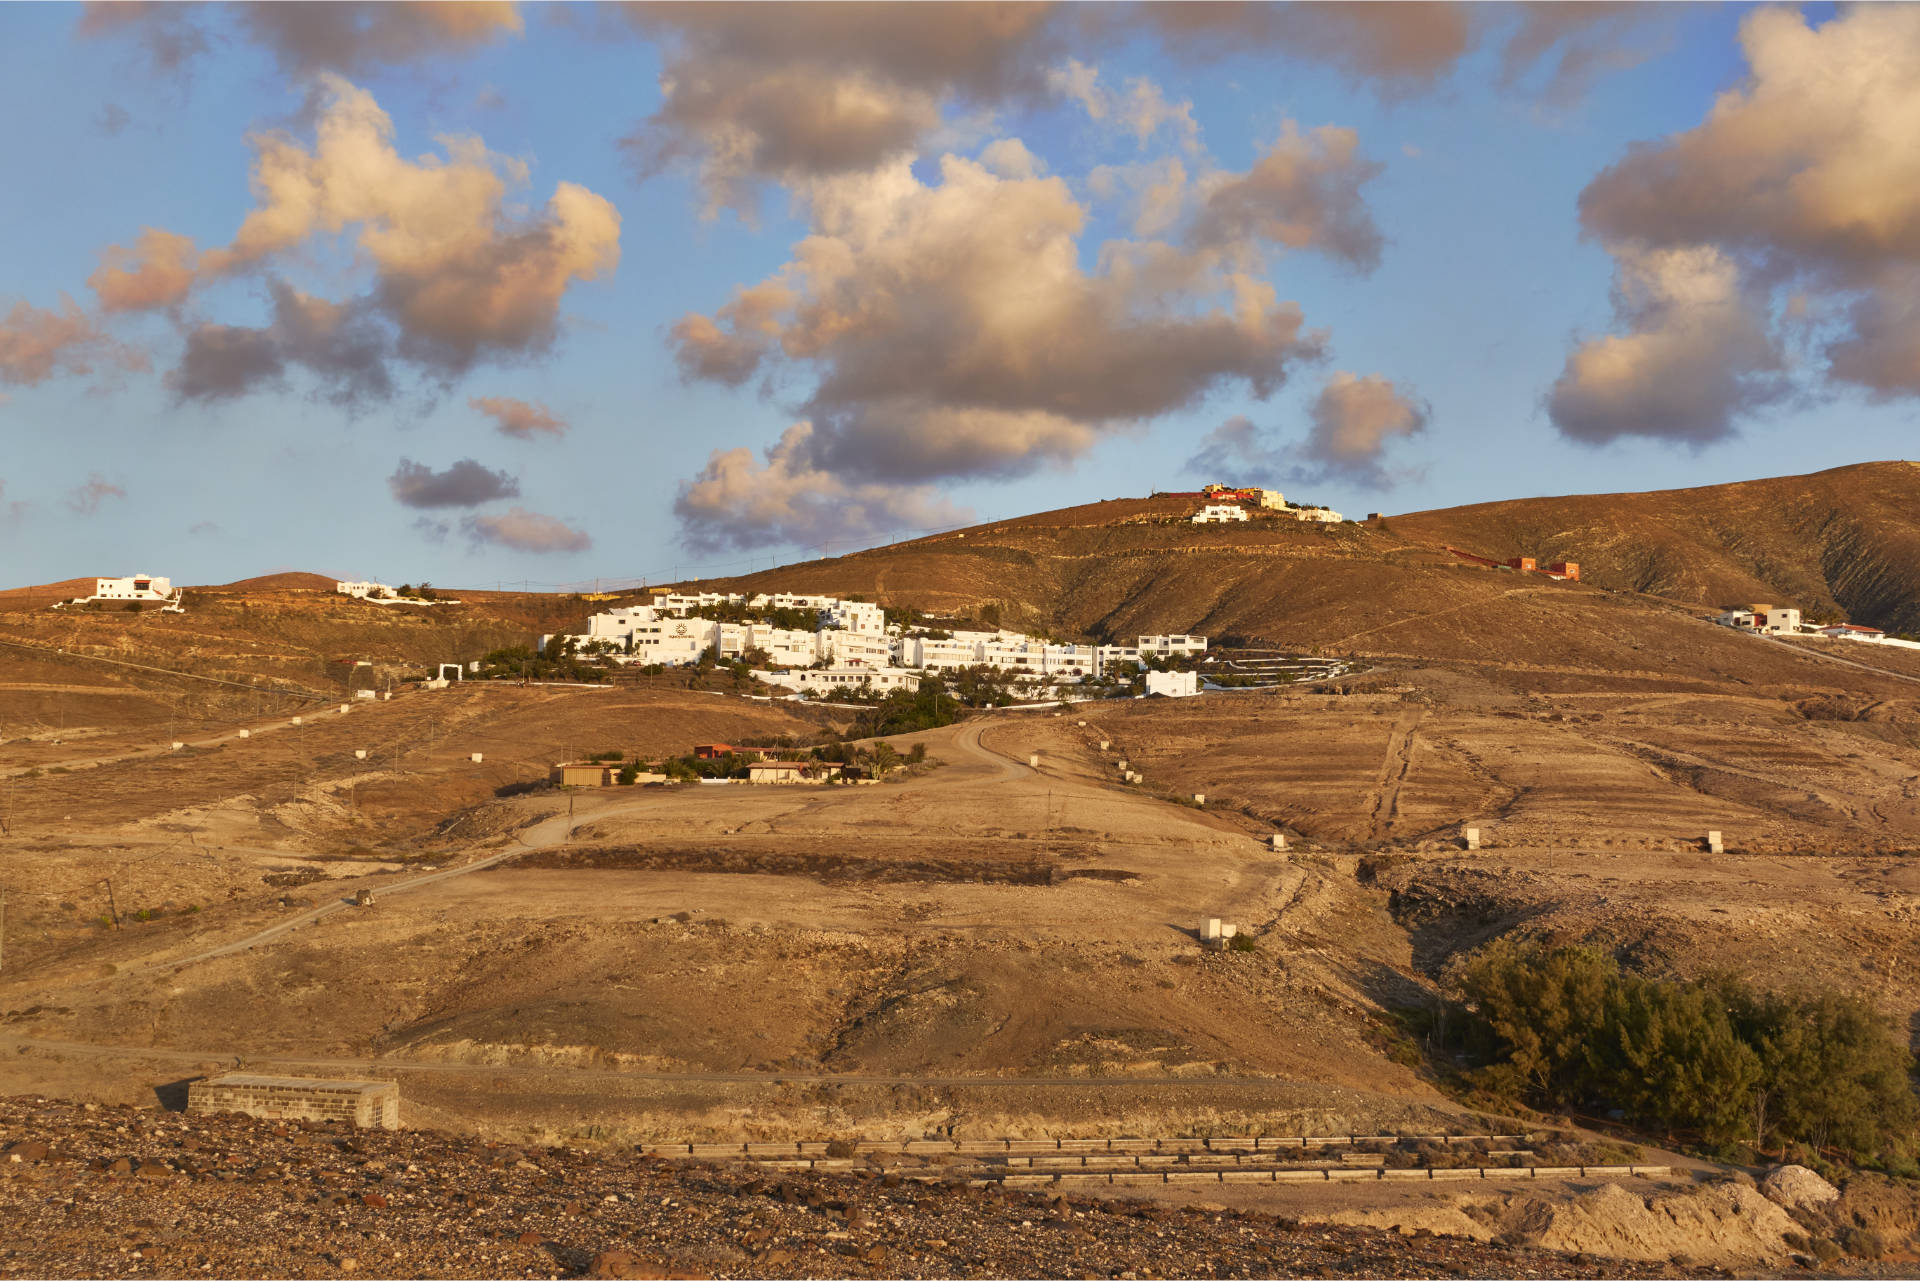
354 750 367 760
237 730 249 739
1193 793 1205 806
470 753 484 764
170 741 184 752
1464 827 1480 851
1707 830 1724 853
290 717 301 726
1028 754 1040 768
1201 918 1222 941
1270 833 1287 851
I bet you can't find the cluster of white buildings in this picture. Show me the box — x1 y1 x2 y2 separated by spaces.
1714 604 1920 651
540 592 1209 695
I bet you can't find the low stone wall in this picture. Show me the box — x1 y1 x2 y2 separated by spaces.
186 1074 399 1130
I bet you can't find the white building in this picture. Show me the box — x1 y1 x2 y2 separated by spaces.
1192 504 1249 523
755 592 841 611
1256 489 1286 510
897 636 982 670
1095 643 1142 676
656 592 745 615
818 628 892 667
89 574 174 601
628 616 718 664
1139 634 1207 657
335 580 393 600
1145 670 1200 697
1292 506 1345 523
1038 643 1097 677
757 666 920 696
824 600 886 634
1717 606 1802 634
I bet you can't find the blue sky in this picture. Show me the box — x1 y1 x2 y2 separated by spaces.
3 2 1916 589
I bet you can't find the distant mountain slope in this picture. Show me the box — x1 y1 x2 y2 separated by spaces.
692 463 1920 680
1387 461 1920 633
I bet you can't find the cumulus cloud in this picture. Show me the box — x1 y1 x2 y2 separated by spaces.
669 142 1355 545
1302 372 1428 484
675 422 969 554
66 474 127 515
99 76 618 396
676 153 1324 470
619 1 1060 216
1548 245 1785 446
166 280 392 406
1127 2 1473 94
1497 3 1673 105
1185 372 1427 490
1553 5 1920 440
1189 122 1384 270
0 297 145 387
388 458 520 509
470 395 566 440
461 506 591 553
1049 59 1199 151
78 2 522 77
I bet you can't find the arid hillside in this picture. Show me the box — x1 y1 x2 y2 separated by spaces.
1387 460 1920 632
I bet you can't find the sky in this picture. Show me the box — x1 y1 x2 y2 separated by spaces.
3 1 1918 590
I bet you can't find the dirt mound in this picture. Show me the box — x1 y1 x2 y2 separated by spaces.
1508 1180 1797 1267
1761 1164 1840 1212
203 571 341 592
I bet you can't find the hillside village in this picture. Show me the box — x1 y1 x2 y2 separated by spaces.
537 589 1213 698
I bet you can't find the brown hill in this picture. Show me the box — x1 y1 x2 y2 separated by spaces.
202 571 341 592
0 576 101 601
1387 460 1920 632
688 463 1920 661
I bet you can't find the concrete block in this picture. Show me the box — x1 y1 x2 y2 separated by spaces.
1584 1166 1633 1177
1193 793 1205 805
1220 1170 1274 1183
354 749 367 760
1030 1156 1085 1169
953 1141 1008 1155
236 729 249 739
1254 1137 1306 1151
1108 1173 1166 1186
639 1144 693 1157
1135 1155 1180 1167
382 692 392 700
1002 1174 1054 1189
170 741 183 751
469 752 483 763
1529 1166 1582 1178
809 1159 856 1172
1271 1169 1327 1183
1117 760 1129 771
1380 1168 1432 1181
1003 1141 1060 1154
1629 1165 1673 1178
1028 754 1040 768
290 717 302 726
902 1140 955 1155
1155 1138 1209 1153
743 1142 800 1155
1327 1168 1381 1181
338 705 349 714
1099 740 1110 751
1056 1139 1109 1152
794 1142 834 1156
1201 918 1222 940
1706 830 1724 852
1076 720 1086 727
1165 1171 1222 1184
1463 827 1480 850
1220 923 1237 939
1428 1168 1483 1181
187 1074 398 1129
1270 833 1287 851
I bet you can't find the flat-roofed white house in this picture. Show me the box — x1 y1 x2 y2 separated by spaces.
1139 634 1207 657
757 666 919 696
1192 504 1249 523
90 574 174 601
1291 506 1345 523
335 580 393 600
1145 670 1201 697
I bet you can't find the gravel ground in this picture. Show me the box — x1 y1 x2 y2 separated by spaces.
0 1096 1711 1280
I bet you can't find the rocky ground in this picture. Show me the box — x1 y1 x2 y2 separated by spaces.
0 1096 1716 1281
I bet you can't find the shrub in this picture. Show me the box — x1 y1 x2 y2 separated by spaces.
1456 941 1918 1166
1228 934 1256 953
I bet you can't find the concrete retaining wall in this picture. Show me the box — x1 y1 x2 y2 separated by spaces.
187 1074 399 1130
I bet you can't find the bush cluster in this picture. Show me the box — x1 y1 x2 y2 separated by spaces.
1457 941 1917 1167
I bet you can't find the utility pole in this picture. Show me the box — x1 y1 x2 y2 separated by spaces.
101 878 119 928
567 792 575 844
